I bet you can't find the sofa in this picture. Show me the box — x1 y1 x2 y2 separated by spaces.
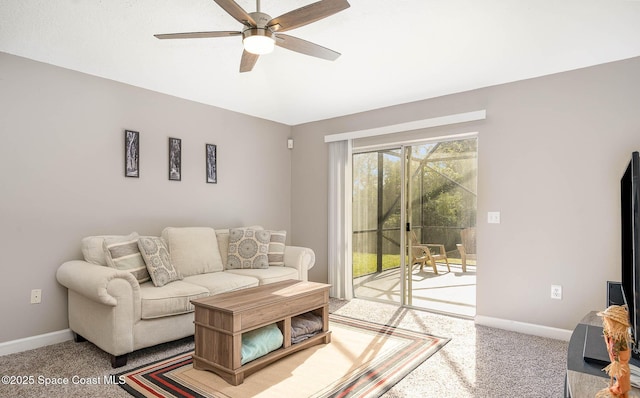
56 226 315 367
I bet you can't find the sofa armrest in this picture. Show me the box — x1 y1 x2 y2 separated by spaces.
57 260 142 358
283 246 316 281
56 260 141 307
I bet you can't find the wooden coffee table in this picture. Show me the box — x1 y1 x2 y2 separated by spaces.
191 279 331 385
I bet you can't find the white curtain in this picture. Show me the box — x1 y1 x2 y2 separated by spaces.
327 140 353 299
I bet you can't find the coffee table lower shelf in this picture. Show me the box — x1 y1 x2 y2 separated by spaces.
193 330 331 386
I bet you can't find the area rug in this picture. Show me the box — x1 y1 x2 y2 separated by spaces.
115 314 450 398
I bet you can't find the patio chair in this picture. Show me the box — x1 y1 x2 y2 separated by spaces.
409 230 450 274
456 227 477 272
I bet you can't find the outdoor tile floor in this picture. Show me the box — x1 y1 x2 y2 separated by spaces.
353 262 476 317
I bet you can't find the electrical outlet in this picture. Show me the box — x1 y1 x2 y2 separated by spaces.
487 211 501 224
30 289 42 304
551 285 562 300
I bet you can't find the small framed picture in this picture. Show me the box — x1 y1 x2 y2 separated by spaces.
206 144 217 184
168 137 181 181
124 130 139 178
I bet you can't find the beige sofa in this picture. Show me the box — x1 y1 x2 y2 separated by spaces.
56 226 315 367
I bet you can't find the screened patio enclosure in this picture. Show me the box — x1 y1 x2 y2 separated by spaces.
352 137 477 316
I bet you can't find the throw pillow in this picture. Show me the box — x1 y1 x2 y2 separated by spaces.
227 228 271 269
103 233 150 283
268 230 287 266
137 236 182 287
216 225 264 268
83 235 129 266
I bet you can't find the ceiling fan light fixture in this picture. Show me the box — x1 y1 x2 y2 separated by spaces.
242 28 275 55
154 1 351 72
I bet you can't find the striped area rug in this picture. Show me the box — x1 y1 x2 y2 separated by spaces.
115 314 449 398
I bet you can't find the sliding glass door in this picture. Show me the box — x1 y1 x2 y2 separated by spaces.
352 137 478 315
405 139 477 313
352 148 403 304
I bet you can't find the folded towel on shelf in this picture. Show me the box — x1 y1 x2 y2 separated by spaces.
241 323 284 365
291 312 323 343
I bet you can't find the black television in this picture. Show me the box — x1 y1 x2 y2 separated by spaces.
621 151 640 358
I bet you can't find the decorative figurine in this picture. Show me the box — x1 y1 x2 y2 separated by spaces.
597 305 633 398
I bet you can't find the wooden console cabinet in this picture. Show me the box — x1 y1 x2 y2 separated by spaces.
191 279 331 386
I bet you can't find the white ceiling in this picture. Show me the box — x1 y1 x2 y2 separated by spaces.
2 0 640 125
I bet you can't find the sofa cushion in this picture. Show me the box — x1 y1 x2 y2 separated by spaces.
227 228 271 270
216 230 229 267
182 272 259 295
162 227 223 276
138 236 182 287
103 233 150 284
225 266 299 285
139 280 209 319
268 230 286 266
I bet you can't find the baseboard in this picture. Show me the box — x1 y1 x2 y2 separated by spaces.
475 315 573 341
0 329 74 356
0 317 572 356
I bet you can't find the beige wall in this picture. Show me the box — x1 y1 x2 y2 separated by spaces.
291 56 640 331
0 52 292 342
3 50 640 343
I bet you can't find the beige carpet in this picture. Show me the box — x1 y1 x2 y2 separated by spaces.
116 314 449 398
0 298 569 397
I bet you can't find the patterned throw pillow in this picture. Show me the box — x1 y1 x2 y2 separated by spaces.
268 230 286 266
103 233 150 283
227 228 271 269
137 236 182 287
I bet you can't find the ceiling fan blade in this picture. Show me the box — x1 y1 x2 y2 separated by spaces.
213 0 256 26
154 31 241 40
275 34 341 61
268 0 350 32
240 50 259 73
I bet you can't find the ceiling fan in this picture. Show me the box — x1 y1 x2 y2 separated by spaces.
154 0 351 73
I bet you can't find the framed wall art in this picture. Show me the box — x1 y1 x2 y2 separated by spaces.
124 130 139 178
206 144 217 184
168 137 181 181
